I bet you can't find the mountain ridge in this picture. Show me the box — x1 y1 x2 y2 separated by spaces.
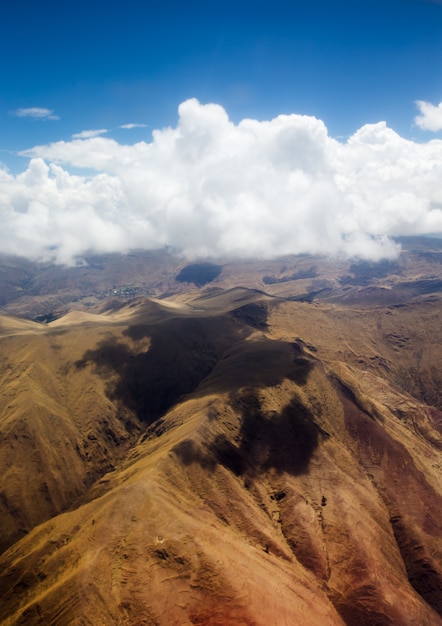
1 243 442 624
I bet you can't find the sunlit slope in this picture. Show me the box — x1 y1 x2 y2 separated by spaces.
0 293 261 553
269 295 442 410
0 311 145 554
1 290 442 624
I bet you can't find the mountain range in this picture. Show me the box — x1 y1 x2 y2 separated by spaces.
1 237 442 625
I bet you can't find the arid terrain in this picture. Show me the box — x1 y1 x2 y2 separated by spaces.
1 237 442 625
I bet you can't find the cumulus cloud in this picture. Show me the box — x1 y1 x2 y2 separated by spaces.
72 129 109 139
12 107 60 121
2 98 442 264
415 100 442 132
119 123 148 130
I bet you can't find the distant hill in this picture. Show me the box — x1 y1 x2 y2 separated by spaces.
2 236 442 320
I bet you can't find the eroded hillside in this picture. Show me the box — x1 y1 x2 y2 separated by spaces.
1 281 442 625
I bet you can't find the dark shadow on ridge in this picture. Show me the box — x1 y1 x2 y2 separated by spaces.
193 337 313 398
173 390 320 478
76 306 314 432
230 302 268 331
76 316 243 425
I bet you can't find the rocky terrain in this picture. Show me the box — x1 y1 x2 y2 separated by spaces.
1 238 442 624
2 236 442 320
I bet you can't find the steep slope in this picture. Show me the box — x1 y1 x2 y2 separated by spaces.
0 312 144 554
0 292 265 554
1 290 442 624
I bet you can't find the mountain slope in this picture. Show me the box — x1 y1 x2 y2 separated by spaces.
1 289 442 624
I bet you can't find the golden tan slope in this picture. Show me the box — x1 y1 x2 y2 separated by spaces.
0 313 143 554
0 315 46 337
1 291 442 624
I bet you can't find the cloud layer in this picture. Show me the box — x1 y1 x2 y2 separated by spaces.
71 129 108 140
2 98 442 264
12 107 59 121
415 100 442 132
119 123 148 130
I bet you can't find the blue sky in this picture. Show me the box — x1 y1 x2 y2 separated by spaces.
1 0 442 263
1 0 442 161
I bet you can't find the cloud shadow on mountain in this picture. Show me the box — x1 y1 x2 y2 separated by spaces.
173 390 321 478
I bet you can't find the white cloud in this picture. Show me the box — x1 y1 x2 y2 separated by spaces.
119 123 148 130
3 98 442 264
12 107 60 121
72 129 109 139
415 100 442 131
